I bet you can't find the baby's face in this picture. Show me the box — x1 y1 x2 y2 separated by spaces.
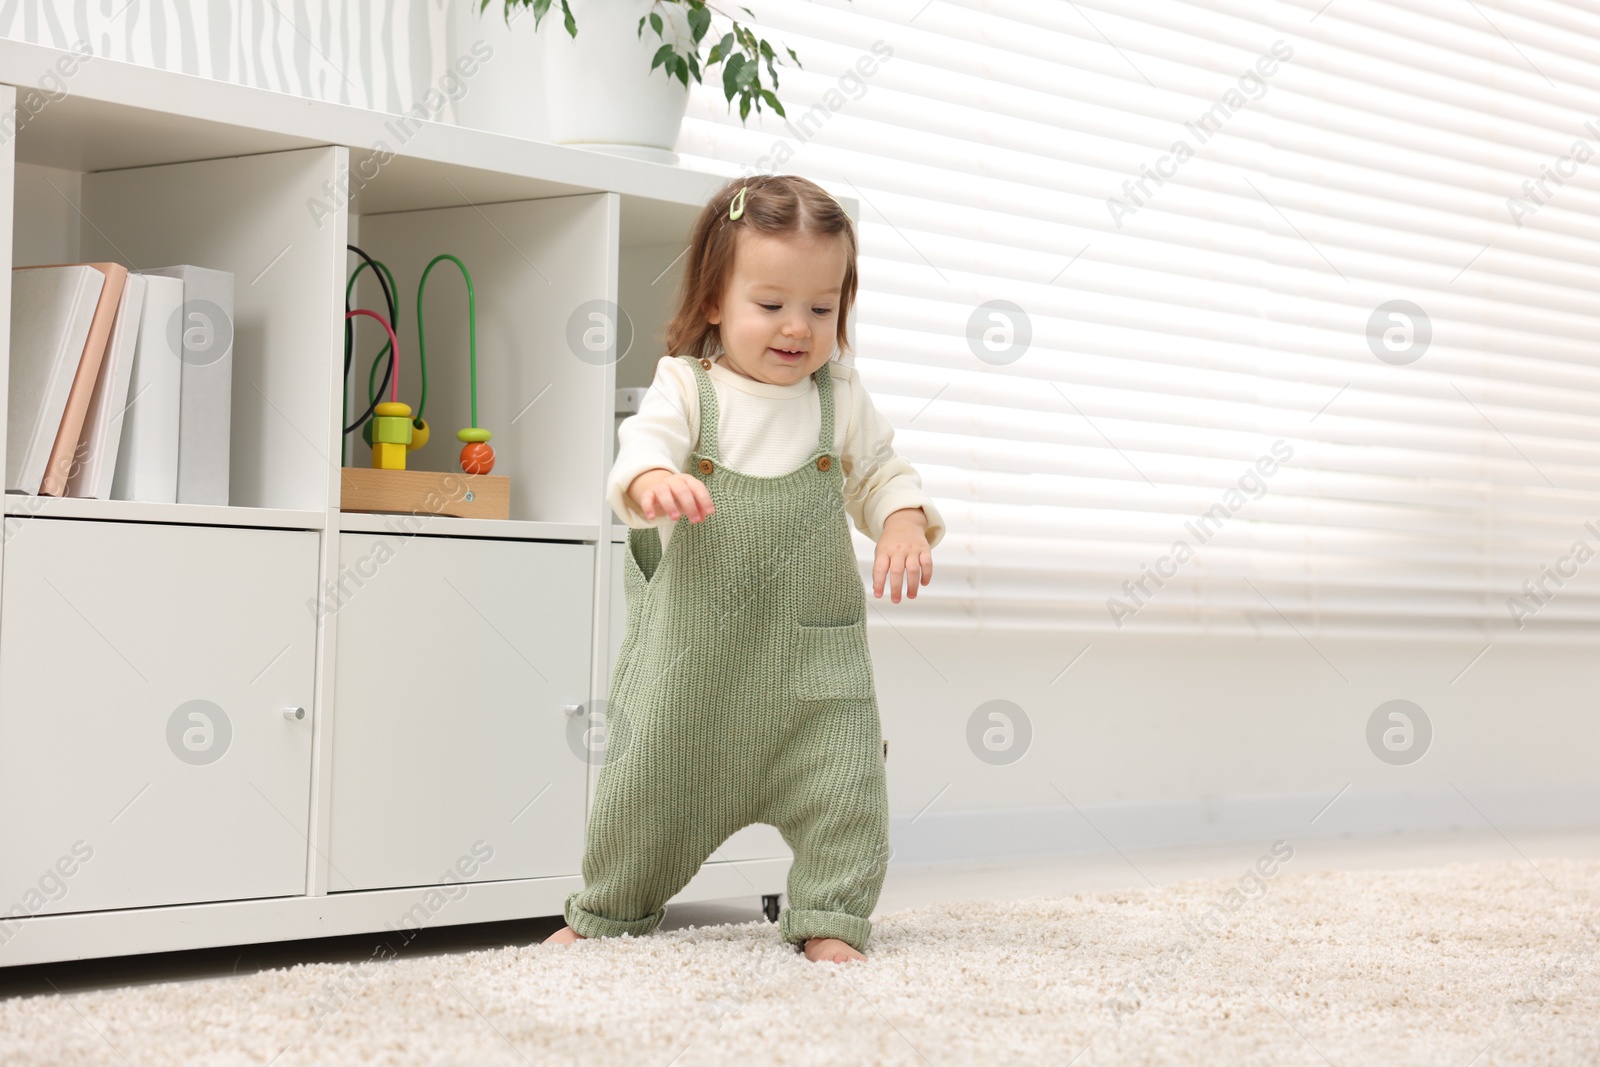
706 229 846 386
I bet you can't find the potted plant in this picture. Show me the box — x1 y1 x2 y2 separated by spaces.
478 0 817 161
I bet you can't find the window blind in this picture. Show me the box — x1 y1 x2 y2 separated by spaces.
675 0 1600 642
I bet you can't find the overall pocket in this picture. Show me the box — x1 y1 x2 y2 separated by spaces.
625 526 663 588
792 618 875 700
616 530 660 692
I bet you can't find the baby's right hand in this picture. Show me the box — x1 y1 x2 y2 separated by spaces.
628 468 715 524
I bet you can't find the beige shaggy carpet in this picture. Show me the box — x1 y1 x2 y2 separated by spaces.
2 858 1597 1066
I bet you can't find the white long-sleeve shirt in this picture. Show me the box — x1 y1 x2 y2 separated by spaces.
608 352 946 555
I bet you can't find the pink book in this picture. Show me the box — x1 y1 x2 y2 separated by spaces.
24 261 130 497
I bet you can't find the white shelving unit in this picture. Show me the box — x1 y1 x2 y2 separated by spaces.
0 39 824 967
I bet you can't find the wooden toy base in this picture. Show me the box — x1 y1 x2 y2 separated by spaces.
339 466 510 520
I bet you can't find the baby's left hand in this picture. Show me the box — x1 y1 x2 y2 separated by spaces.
874 509 933 603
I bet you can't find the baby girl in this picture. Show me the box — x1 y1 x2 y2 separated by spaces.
544 174 945 963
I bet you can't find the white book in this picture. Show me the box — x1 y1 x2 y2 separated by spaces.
67 273 147 499
141 265 233 506
5 265 106 495
110 274 184 504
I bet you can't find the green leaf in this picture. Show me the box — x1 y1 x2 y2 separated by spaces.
650 11 662 36
760 88 784 118
740 92 751 121
531 0 551 29
651 43 674 72
559 0 576 37
673 54 690 87
636 14 645 38
687 4 711 43
722 53 746 99
687 51 701 82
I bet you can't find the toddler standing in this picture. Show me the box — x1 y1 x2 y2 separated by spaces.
544 175 945 963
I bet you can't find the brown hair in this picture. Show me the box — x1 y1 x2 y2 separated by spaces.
662 174 858 363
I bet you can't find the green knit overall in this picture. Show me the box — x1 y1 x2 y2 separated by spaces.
564 353 891 953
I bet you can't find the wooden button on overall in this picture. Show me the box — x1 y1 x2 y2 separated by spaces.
698 458 714 474
699 358 712 369
816 455 831 472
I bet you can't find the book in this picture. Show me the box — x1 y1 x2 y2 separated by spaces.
110 274 184 504
141 265 233 506
5 264 106 496
23 261 130 497
67 273 147 499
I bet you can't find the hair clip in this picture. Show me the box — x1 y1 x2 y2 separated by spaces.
729 185 748 220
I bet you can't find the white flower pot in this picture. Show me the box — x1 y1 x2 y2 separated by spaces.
540 0 693 163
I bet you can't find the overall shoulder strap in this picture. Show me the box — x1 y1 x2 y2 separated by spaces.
814 359 835 455
681 354 720 462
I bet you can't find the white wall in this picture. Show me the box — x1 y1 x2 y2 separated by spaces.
873 627 1600 861
0 0 455 114
0 2 557 143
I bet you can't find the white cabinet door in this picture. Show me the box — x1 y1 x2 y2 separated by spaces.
0 519 319 916
606 538 788 866
329 534 592 891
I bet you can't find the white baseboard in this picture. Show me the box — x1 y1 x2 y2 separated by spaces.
888 783 1600 864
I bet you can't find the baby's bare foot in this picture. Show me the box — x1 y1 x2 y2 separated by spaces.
542 925 587 945
802 937 865 963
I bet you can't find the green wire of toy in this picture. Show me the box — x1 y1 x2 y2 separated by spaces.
418 254 477 430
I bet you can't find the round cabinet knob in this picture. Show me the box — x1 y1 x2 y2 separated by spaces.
283 706 306 721
564 703 585 718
